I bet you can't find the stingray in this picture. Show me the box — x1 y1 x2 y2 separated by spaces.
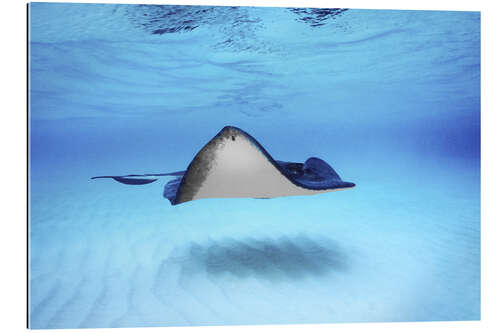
92 126 355 205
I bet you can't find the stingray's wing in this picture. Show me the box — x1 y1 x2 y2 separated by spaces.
163 176 184 204
294 157 355 189
91 171 185 185
276 158 355 189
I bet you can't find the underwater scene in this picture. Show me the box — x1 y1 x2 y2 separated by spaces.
28 2 480 329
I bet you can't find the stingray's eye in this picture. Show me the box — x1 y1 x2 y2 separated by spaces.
231 136 235 141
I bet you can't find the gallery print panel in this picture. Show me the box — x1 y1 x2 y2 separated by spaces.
28 2 480 329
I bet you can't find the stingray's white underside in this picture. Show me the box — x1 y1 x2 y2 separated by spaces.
192 134 336 200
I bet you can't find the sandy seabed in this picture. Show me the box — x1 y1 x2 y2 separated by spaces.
28 156 480 329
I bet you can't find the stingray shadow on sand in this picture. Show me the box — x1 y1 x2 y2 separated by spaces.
160 235 349 283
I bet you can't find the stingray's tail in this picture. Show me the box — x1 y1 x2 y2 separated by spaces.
91 171 185 185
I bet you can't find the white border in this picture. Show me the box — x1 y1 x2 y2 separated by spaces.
2 0 498 332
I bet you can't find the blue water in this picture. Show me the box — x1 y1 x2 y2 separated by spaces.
28 3 480 329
